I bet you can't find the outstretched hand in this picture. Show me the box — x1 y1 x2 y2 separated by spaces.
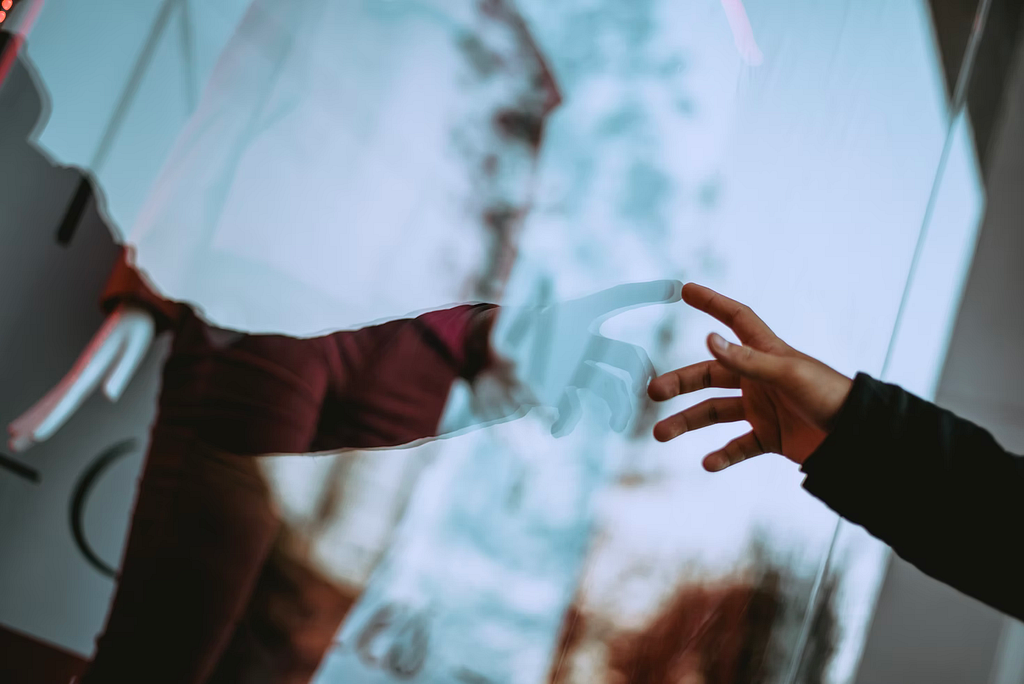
475 279 683 437
649 283 854 471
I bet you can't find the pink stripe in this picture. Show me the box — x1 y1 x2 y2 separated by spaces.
0 0 45 87
720 0 763 66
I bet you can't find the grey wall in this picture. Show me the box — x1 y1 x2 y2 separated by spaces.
0 0 246 654
0 49 168 657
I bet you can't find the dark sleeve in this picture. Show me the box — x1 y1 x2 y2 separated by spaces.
414 303 499 381
801 372 1024 620
100 248 185 334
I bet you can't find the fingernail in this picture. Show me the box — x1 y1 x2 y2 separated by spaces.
710 333 729 353
647 382 665 401
705 454 728 472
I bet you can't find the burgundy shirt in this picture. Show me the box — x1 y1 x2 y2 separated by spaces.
100 249 497 456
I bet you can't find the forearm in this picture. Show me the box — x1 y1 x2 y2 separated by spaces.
801 373 1024 619
310 303 507 453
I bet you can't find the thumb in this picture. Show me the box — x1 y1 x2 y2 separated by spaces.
707 333 785 384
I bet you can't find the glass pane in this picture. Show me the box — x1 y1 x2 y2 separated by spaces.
2 0 986 682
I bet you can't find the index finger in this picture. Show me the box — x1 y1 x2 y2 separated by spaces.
575 280 684 323
681 283 776 345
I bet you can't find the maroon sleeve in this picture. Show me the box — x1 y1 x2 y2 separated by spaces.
100 248 186 333
414 303 499 381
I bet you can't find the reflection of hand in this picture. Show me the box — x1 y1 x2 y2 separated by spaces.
7 304 155 453
491 280 683 437
649 284 853 471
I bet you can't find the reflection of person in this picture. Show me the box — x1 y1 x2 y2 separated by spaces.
11 43 675 683
72 257 675 684
5 2 564 681
652 283 1024 622
78 255 501 684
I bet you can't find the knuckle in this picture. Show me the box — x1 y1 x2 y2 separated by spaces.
674 370 687 396
752 432 767 454
752 333 779 350
786 358 811 385
743 346 756 364
729 441 746 462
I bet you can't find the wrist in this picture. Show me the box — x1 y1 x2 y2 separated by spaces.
821 372 855 433
462 305 501 380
